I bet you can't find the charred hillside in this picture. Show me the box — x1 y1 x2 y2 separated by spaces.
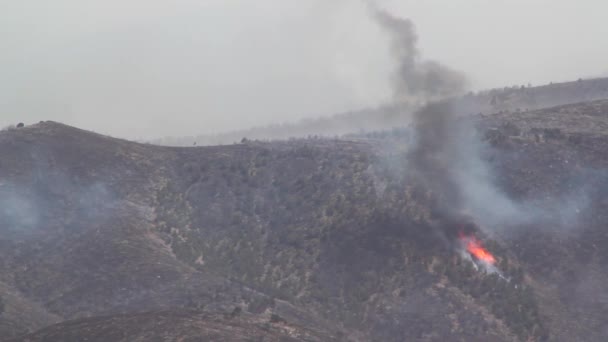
2 100 608 341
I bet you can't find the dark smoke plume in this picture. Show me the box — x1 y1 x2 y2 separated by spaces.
371 8 587 233
371 8 472 219
373 9 468 103
407 101 469 217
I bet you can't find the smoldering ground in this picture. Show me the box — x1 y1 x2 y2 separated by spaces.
0 180 117 239
0 141 118 238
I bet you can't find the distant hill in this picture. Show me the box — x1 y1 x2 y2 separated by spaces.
153 77 608 146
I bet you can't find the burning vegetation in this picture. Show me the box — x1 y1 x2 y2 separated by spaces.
459 232 497 265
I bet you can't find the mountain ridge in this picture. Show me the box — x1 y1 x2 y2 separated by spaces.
153 77 608 146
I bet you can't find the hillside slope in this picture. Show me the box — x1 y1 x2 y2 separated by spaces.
2 100 608 341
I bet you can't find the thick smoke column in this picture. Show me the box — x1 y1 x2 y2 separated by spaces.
408 101 471 218
373 9 468 103
372 8 586 232
371 8 473 221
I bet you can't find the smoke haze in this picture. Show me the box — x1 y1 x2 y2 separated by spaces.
1 0 608 139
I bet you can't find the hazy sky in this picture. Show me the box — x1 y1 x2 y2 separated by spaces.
1 0 607 139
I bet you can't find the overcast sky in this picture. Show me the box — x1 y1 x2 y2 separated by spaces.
1 0 607 139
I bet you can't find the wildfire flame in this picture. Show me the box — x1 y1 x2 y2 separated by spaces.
459 233 496 265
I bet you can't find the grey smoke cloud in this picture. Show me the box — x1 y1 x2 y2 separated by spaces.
371 8 589 234
0 138 117 238
0 187 39 233
369 8 473 219
372 9 468 103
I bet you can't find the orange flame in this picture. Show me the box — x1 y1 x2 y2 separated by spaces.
459 233 496 264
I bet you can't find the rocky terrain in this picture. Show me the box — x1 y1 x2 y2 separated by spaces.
2 99 608 341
